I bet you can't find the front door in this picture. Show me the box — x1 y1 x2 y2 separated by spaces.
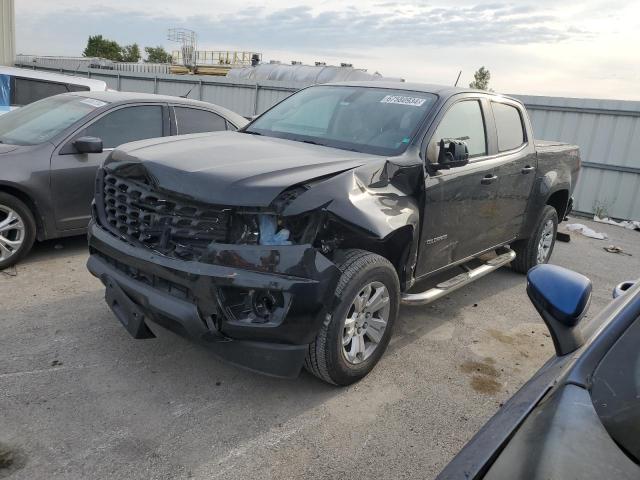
416 99 502 276
50 104 166 231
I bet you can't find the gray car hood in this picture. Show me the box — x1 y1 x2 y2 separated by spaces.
105 131 376 207
0 144 19 154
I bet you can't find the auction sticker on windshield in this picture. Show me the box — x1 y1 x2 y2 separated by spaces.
380 95 427 107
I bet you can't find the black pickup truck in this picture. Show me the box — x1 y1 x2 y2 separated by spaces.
87 82 580 385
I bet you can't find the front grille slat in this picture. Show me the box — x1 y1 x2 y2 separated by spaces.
102 174 230 259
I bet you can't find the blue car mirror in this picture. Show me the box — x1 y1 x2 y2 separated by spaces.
527 264 592 356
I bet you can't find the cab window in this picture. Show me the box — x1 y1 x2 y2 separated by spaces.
492 102 526 152
431 100 487 159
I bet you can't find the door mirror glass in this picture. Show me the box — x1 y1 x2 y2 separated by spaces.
73 136 103 154
435 138 469 169
527 264 591 356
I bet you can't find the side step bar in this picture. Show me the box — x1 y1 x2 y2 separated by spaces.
401 249 516 306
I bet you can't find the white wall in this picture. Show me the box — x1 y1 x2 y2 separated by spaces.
0 0 15 66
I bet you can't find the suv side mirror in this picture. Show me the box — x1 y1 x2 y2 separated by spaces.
527 264 591 356
435 138 469 170
73 136 103 154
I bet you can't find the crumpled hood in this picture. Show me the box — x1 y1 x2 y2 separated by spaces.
105 131 376 207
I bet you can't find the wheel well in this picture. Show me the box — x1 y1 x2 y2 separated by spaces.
0 185 45 240
547 190 569 220
326 222 414 288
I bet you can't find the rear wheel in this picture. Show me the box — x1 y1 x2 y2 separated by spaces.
305 249 400 386
0 193 36 270
511 205 558 274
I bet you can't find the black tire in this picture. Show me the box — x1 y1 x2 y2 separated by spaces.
0 193 36 270
511 205 558 274
305 249 400 386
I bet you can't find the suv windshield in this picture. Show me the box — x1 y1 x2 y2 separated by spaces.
245 86 437 156
0 94 105 146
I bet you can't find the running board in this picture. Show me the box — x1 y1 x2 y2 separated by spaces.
401 249 516 306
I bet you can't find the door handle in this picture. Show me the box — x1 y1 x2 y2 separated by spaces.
481 174 498 185
521 165 535 174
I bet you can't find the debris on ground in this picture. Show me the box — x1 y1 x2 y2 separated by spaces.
594 215 640 231
556 232 571 242
603 245 632 256
565 223 608 240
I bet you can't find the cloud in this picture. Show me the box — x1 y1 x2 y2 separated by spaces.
16 2 588 57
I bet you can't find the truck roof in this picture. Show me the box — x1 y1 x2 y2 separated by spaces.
325 80 521 103
0 66 108 91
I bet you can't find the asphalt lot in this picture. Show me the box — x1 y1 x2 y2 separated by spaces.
1 217 638 480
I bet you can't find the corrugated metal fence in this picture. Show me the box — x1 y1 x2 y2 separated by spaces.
12 62 640 220
515 95 640 220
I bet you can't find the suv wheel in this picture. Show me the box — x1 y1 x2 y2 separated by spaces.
305 249 400 385
511 205 558 274
0 193 36 270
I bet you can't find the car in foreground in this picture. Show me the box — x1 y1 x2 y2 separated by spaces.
0 66 108 115
86 82 580 385
0 91 247 268
437 266 640 479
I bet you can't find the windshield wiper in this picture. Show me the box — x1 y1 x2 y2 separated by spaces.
243 130 262 136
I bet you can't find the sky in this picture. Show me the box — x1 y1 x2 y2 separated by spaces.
14 0 640 100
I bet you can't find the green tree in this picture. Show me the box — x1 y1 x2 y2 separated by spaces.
121 43 142 63
82 35 122 61
144 46 173 63
469 66 491 91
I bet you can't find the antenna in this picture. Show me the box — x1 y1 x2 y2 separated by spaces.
454 70 462 87
180 85 195 98
168 28 197 68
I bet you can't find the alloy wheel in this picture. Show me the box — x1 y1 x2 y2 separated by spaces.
342 281 391 364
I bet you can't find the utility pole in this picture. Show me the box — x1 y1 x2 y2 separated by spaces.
0 0 15 66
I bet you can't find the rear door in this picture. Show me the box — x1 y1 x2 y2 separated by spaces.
488 100 537 238
50 103 168 231
416 97 502 276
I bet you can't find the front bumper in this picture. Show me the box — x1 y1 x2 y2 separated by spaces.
87 221 340 378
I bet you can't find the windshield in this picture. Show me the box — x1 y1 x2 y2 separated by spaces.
245 86 437 156
0 94 106 145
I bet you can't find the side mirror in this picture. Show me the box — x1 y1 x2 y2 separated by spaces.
527 264 591 356
73 136 103 154
435 138 469 170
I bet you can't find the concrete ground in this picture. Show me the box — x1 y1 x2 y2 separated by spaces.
1 217 638 480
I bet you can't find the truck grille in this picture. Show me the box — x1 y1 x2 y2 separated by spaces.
101 173 230 259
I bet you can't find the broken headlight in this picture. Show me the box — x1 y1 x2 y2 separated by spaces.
227 212 321 246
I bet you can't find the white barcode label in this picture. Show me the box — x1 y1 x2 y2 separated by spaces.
380 95 427 107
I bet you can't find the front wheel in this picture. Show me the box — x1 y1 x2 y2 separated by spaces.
511 205 558 274
0 193 36 270
305 249 400 386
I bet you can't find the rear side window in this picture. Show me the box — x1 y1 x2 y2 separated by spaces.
85 105 163 148
492 102 526 152
433 100 487 157
13 77 68 106
174 107 227 134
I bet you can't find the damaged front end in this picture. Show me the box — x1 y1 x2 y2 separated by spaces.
88 150 422 377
